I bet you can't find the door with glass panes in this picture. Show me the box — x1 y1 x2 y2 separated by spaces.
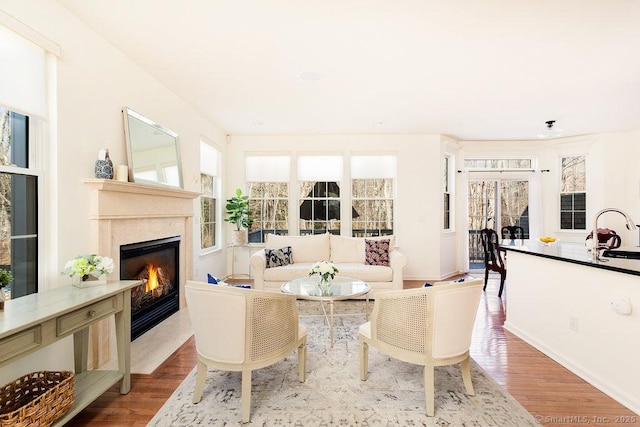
468 180 529 270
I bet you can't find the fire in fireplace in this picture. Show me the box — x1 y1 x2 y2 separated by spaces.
120 236 180 340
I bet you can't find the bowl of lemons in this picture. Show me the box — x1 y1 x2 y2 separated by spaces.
539 236 556 245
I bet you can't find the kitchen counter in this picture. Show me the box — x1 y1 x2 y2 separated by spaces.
500 239 640 277
502 240 640 414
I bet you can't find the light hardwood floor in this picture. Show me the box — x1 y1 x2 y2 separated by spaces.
66 276 639 427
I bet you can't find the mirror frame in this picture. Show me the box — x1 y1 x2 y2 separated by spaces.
122 107 184 189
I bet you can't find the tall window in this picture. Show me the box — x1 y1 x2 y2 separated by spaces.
0 108 38 298
0 25 49 299
443 155 452 230
351 155 395 237
298 156 343 235
246 156 290 243
560 155 586 230
200 141 220 251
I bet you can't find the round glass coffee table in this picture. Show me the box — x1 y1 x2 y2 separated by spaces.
281 276 370 347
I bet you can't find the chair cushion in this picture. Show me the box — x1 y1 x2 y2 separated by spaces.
358 321 371 339
265 246 293 268
365 239 390 266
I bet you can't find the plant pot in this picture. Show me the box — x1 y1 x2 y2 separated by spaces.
0 288 9 310
231 230 247 246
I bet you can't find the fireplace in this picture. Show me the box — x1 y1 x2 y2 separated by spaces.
120 236 181 341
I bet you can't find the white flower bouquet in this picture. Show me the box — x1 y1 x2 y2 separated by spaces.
309 261 339 283
62 254 114 279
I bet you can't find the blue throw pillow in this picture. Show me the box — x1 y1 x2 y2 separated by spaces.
207 273 219 284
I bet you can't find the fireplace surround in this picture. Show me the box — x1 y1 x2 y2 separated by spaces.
85 179 199 367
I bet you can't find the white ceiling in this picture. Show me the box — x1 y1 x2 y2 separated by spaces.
56 0 640 140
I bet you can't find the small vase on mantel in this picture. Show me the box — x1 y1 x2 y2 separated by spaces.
95 148 114 179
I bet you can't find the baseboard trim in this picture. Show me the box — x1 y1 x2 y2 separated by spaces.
504 321 640 415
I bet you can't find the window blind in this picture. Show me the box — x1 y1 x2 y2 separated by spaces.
200 141 219 176
0 24 46 118
245 156 290 182
350 155 396 179
297 156 342 181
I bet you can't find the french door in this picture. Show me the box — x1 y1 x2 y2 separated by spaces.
468 179 530 271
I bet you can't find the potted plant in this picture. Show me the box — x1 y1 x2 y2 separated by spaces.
225 188 253 245
0 267 13 309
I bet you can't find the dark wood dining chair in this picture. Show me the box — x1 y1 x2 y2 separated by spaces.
501 225 525 240
480 228 506 297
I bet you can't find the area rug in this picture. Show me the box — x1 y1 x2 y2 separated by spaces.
148 301 538 426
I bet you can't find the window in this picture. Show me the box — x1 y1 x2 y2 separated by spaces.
200 141 220 251
248 183 289 242
0 108 38 298
560 155 586 230
443 156 452 230
351 155 395 237
464 158 533 170
298 156 343 235
246 156 290 243
0 25 51 299
299 181 341 235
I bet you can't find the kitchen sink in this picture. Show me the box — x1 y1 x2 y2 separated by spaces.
602 249 640 260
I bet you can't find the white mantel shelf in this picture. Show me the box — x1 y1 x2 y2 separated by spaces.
83 179 200 200
83 179 200 220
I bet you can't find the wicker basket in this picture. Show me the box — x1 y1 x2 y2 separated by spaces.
0 371 75 427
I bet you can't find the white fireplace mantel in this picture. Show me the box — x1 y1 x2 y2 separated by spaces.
83 179 199 367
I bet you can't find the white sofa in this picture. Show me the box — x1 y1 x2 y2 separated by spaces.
249 233 408 298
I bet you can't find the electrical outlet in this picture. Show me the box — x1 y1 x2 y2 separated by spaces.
569 315 579 332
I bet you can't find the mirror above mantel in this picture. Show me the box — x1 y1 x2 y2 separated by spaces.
122 107 183 189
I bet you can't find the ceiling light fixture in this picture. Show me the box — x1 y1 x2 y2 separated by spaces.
299 71 322 82
537 120 564 139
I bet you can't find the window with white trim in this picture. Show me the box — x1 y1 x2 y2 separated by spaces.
560 155 587 230
0 25 49 298
246 156 290 243
200 141 220 251
351 155 395 237
443 155 452 230
298 156 342 235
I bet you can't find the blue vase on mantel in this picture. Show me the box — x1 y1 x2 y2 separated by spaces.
95 148 114 179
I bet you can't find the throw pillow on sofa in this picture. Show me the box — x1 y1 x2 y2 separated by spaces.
265 246 293 268
365 239 390 266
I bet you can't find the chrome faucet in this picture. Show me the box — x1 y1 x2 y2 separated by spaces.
591 208 638 261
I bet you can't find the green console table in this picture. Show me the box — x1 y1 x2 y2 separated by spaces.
0 280 142 425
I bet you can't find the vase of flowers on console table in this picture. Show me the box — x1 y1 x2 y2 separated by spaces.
309 261 339 296
0 268 13 310
62 254 114 288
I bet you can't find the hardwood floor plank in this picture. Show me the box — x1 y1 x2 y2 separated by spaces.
65 277 639 426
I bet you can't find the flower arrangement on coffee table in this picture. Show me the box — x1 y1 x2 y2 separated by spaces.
309 261 339 293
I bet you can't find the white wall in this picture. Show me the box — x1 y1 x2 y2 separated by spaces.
505 251 640 413
0 0 227 384
227 134 452 280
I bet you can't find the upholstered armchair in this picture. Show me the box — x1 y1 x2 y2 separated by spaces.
185 281 307 423
358 278 483 416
